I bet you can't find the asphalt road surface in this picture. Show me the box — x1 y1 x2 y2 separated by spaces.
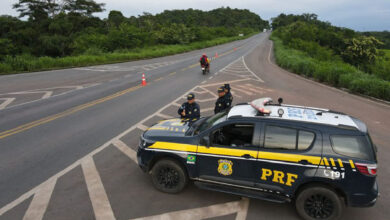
0 33 389 220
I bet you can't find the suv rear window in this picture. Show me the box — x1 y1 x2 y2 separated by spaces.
330 135 375 161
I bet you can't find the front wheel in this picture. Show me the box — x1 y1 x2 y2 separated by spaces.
151 159 188 193
295 186 344 220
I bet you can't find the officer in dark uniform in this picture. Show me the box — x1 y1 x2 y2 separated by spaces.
214 86 229 114
224 84 233 107
178 93 200 121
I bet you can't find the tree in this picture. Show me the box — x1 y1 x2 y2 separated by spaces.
108 10 125 28
342 36 383 70
13 0 59 21
63 0 105 16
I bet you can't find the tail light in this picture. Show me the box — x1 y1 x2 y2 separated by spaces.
355 163 377 176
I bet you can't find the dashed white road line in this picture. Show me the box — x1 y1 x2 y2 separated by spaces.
23 179 57 220
82 157 116 220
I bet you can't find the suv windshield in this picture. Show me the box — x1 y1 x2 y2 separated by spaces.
195 112 228 134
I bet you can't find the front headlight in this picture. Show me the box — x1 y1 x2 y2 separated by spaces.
139 136 154 149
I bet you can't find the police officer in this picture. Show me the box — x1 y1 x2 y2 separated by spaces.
224 84 233 107
178 93 200 121
214 86 229 114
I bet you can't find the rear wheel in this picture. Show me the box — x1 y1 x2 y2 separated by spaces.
295 186 344 220
151 159 188 193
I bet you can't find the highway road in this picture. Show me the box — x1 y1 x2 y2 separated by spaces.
0 32 389 220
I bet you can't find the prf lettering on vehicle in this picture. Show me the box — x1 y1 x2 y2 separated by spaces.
260 168 298 186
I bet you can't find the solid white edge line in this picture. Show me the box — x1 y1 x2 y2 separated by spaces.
242 56 264 83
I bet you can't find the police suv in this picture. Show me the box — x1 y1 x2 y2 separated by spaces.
137 97 378 220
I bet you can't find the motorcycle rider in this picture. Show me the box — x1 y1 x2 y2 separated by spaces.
199 53 210 72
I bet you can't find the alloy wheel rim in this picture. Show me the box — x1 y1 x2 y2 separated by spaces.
304 193 334 219
157 166 180 189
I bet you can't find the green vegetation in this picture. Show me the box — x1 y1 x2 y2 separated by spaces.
271 13 390 101
0 35 253 73
0 1 269 74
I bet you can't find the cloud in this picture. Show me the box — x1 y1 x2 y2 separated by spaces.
1 0 389 31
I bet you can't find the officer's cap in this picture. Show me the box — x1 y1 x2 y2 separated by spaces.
187 93 195 100
224 84 230 89
218 86 225 93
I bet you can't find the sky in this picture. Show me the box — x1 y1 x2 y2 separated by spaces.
1 0 390 31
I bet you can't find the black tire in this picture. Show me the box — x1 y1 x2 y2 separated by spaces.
151 159 188 194
295 186 344 220
202 69 206 75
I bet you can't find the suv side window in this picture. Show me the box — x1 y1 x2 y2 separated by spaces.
264 125 315 151
330 135 374 160
210 123 255 148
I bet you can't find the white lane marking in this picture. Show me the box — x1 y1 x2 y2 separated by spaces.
23 179 57 220
112 139 137 163
197 98 217 103
131 198 247 220
157 113 173 119
137 124 148 131
208 76 213 79
235 197 250 220
242 56 264 82
199 87 218 98
41 91 53 99
0 98 15 109
82 157 115 220
200 107 214 113
171 102 181 107
200 78 249 87
0 84 101 112
230 91 242 99
0 52 249 217
8 91 53 99
231 86 254 95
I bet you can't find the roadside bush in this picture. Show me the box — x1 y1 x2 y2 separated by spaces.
272 35 390 101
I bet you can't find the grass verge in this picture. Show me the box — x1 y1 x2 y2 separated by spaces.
270 35 390 101
0 33 257 75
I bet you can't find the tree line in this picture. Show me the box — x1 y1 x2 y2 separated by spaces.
0 0 269 60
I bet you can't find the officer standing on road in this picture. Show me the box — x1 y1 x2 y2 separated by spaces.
224 84 233 107
178 93 200 121
214 86 229 114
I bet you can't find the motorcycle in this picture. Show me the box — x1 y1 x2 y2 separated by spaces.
201 64 210 75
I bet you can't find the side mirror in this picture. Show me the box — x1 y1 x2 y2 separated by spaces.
200 136 210 147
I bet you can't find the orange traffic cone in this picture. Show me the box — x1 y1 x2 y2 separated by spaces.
215 52 219 58
141 73 147 86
